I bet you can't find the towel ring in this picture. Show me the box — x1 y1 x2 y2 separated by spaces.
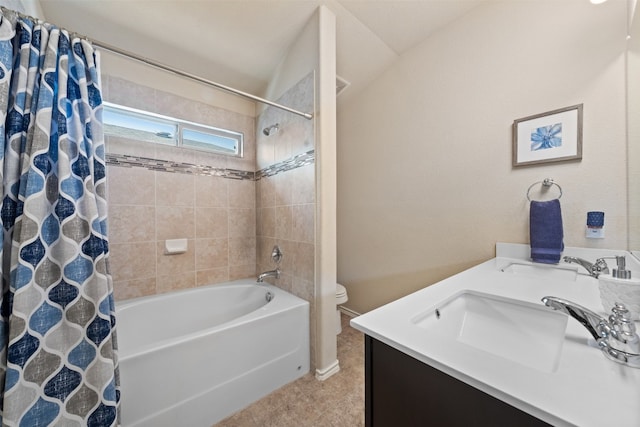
527 178 562 201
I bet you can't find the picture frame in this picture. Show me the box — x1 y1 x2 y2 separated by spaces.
512 104 583 167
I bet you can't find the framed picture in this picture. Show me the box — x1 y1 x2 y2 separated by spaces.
512 104 583 167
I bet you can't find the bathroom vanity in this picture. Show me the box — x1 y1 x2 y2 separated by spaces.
364 337 549 426
351 243 640 427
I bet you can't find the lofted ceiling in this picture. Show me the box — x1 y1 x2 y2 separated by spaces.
37 0 487 105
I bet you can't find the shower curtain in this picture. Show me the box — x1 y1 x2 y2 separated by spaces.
0 10 119 426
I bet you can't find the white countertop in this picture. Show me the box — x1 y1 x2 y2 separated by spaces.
350 243 640 427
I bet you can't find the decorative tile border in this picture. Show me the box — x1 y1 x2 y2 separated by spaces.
106 150 314 181
256 150 315 180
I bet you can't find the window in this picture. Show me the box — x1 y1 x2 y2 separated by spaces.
182 127 238 154
103 102 244 157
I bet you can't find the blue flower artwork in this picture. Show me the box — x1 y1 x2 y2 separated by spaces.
531 123 562 151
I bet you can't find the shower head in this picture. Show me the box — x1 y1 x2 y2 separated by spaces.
263 123 279 136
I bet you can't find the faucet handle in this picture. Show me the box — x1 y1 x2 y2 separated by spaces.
609 303 637 336
593 258 610 275
611 302 631 321
607 303 640 355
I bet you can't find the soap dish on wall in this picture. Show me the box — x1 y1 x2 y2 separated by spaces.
165 238 188 255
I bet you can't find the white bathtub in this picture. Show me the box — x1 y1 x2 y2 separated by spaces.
116 279 310 426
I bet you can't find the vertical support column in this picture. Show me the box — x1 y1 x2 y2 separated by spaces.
314 5 339 380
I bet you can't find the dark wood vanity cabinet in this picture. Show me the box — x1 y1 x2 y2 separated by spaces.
364 336 551 427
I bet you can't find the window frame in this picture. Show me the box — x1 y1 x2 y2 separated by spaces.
102 102 244 157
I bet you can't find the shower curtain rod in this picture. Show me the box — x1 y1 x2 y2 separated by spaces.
0 6 313 120
93 40 314 120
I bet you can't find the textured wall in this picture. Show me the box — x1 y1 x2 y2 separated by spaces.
337 0 628 314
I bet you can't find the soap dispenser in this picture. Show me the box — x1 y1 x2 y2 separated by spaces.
598 256 640 320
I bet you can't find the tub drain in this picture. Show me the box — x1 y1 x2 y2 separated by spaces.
265 291 274 302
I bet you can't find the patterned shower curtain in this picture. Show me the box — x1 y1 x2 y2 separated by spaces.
0 9 119 426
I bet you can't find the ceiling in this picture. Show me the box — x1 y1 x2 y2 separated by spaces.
36 0 487 105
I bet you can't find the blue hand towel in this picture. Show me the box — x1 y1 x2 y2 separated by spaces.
530 199 564 264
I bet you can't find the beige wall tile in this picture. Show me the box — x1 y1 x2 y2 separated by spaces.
292 204 315 243
156 207 195 241
275 169 293 206
196 268 229 286
257 177 276 208
110 242 156 282
292 164 315 204
228 179 255 208
292 277 314 303
229 208 256 238
156 172 195 207
108 167 155 206
256 114 276 169
275 206 293 240
196 208 228 239
154 144 197 165
155 91 200 122
195 238 229 270
113 277 156 301
291 127 314 158
106 76 155 110
293 242 314 282
229 264 257 281
196 175 228 207
274 133 293 164
156 272 196 294
229 236 256 266
257 207 276 237
274 272 293 293
156 241 195 276
256 236 277 267
109 205 155 244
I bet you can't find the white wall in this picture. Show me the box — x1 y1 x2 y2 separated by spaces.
337 0 628 314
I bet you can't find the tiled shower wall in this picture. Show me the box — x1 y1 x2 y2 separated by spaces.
103 75 257 300
255 73 316 366
104 73 315 304
104 72 317 366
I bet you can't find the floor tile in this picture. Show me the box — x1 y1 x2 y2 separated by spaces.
215 314 364 427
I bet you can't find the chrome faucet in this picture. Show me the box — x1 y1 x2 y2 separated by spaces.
542 296 640 368
562 256 609 278
257 268 280 283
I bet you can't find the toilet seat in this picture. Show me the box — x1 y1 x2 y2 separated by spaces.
335 284 348 334
336 283 348 305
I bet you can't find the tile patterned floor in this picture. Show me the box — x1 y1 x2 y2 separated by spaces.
215 314 365 426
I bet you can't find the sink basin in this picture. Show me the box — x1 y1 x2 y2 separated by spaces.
412 291 568 372
499 262 578 281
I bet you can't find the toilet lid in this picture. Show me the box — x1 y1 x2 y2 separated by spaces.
336 283 347 299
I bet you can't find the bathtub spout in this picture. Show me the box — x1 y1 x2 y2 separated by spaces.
257 268 280 283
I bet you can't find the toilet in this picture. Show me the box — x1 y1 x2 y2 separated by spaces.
336 283 348 334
